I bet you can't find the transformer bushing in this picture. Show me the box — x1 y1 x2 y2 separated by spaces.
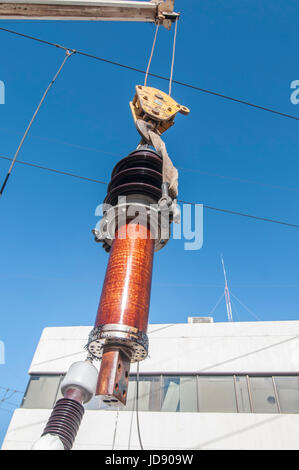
33 147 178 450
86 147 177 405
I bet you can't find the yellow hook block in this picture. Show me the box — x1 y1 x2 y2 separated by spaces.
130 85 190 136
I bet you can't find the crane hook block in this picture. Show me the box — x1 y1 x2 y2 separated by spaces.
130 85 190 136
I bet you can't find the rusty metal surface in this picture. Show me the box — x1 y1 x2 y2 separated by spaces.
96 346 131 405
95 222 154 333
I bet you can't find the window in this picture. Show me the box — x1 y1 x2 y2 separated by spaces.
274 376 299 413
250 377 278 413
22 375 63 409
161 376 197 412
130 375 161 411
21 373 299 415
198 376 237 413
234 375 251 413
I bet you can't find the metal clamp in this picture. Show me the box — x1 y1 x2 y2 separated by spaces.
93 200 172 252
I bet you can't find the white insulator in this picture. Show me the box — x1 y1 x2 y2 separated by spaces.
60 361 98 403
31 434 64 450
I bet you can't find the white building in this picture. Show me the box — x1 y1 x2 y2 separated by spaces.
2 318 299 450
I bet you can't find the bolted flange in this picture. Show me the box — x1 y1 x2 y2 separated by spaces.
85 323 148 363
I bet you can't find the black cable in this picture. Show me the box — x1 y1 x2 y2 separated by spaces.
0 26 298 122
0 50 75 197
1 155 298 229
179 198 299 228
136 362 144 450
0 155 107 185
203 203 299 229
0 385 23 394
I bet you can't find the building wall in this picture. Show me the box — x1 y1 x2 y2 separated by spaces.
3 408 299 450
2 320 299 450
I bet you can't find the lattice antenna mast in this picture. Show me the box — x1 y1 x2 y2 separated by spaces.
221 255 233 322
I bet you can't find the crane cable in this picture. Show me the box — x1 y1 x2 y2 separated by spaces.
0 26 298 122
144 15 178 96
144 22 160 87
169 16 178 96
0 49 75 197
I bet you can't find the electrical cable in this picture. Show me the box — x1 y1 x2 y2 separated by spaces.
0 50 75 197
111 408 119 450
1 154 298 229
3 126 299 194
230 292 262 322
230 299 242 323
136 362 144 450
209 292 225 315
0 26 298 122
178 199 299 229
0 385 24 394
0 155 108 185
178 167 299 195
1 391 16 402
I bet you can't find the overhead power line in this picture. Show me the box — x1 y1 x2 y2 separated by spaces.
2 127 299 195
0 155 108 185
178 199 299 229
0 386 23 415
0 49 75 197
0 385 24 394
178 167 299 194
0 26 299 122
1 154 298 229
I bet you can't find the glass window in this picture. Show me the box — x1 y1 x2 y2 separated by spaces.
22 375 62 409
198 375 237 413
274 376 299 413
124 375 161 412
21 373 299 415
125 376 137 411
161 376 180 412
249 377 278 413
179 376 198 412
161 376 197 412
234 376 251 413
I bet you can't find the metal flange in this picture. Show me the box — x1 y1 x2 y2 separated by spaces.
93 200 172 252
85 323 149 363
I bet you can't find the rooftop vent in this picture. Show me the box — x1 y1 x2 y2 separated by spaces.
188 316 214 324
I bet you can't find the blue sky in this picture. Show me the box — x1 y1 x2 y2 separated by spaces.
0 0 299 444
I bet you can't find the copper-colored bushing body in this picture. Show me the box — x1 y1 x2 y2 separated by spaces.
95 223 154 332
96 222 154 404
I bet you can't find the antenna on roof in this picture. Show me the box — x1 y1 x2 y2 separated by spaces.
221 254 233 322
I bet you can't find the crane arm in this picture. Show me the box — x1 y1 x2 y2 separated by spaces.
0 0 177 29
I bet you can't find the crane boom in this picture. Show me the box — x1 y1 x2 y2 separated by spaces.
0 0 177 28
